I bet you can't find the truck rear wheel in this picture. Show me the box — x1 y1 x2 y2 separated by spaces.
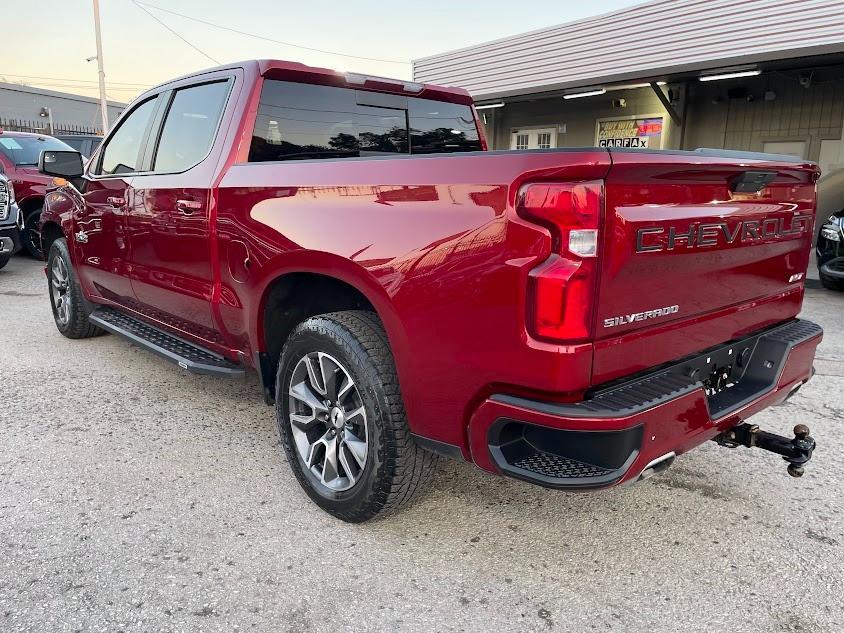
47 238 103 339
276 310 437 522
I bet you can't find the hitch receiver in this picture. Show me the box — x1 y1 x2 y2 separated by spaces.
714 423 815 477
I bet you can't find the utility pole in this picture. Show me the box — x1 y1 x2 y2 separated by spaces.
92 0 109 132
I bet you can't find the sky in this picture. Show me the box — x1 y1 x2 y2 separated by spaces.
1 0 645 103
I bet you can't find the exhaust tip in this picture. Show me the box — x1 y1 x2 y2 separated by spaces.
636 451 676 483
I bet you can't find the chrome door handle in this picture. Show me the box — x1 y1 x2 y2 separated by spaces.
106 196 125 207
176 199 203 215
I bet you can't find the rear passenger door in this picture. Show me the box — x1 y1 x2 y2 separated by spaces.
127 77 233 342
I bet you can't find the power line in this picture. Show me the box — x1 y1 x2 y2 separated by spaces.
0 72 150 87
0 80 139 93
135 0 410 65
129 0 220 65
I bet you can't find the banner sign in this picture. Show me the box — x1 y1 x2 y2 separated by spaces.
597 117 663 149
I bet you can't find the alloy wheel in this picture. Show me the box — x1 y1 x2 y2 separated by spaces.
287 351 368 492
50 256 71 326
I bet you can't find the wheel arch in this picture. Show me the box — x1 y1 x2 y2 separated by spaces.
254 257 408 404
17 194 44 217
40 221 66 256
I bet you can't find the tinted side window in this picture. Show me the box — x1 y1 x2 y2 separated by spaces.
98 97 158 175
409 98 481 154
153 81 230 172
249 81 408 162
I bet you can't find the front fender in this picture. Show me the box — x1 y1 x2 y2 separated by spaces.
40 186 81 250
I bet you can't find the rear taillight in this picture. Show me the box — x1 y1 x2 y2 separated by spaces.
517 181 603 343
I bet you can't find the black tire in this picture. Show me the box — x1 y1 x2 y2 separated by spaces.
47 238 104 339
276 310 437 522
820 271 844 291
0 253 9 270
22 206 44 259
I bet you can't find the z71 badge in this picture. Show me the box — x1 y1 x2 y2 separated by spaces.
604 305 680 328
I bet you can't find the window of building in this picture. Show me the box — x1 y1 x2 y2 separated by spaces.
515 134 529 150
537 132 552 149
98 97 158 175
153 81 230 172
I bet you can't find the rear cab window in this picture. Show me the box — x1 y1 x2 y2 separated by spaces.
153 80 231 172
249 80 480 163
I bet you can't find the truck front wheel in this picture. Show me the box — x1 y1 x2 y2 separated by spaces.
276 310 437 522
47 238 103 339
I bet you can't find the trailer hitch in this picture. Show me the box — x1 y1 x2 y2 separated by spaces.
714 423 815 477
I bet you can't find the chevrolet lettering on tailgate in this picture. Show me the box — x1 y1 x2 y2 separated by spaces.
636 215 814 253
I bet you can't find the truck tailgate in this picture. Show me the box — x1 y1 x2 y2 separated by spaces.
592 149 818 385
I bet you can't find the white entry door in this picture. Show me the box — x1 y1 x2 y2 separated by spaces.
511 127 557 150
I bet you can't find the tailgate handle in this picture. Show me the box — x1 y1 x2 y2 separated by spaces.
176 199 203 215
730 171 776 193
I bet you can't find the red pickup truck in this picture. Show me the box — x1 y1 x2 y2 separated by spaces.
37 59 822 522
0 130 78 258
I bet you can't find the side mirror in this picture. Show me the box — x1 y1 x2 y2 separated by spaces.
38 150 84 179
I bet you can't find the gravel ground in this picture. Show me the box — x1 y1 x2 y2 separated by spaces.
1 256 842 633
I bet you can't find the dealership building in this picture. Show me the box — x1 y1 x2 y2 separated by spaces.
413 0 844 177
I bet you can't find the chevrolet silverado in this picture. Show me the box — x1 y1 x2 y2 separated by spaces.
36 60 822 521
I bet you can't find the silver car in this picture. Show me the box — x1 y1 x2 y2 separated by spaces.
0 173 23 270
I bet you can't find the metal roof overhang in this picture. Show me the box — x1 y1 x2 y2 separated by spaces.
412 0 844 103
472 50 844 105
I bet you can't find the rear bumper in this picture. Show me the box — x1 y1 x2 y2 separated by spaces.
468 319 823 489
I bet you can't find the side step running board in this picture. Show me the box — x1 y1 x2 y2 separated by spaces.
89 307 245 377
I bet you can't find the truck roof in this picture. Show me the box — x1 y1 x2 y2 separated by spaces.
142 59 474 106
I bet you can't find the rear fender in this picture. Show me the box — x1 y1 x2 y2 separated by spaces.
252 249 409 370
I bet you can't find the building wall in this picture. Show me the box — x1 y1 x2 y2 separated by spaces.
682 66 844 175
482 63 844 177
485 84 682 151
0 83 125 133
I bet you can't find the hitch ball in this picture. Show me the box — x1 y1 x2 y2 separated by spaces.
787 425 813 477
713 423 816 478
787 464 805 478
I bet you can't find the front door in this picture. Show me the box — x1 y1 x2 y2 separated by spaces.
510 127 557 150
75 95 160 305
128 79 232 343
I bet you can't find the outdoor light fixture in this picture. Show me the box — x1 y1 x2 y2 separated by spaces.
563 88 606 100
475 102 505 110
699 69 761 82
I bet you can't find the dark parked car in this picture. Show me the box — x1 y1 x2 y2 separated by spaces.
817 209 843 290
0 172 22 269
55 134 103 160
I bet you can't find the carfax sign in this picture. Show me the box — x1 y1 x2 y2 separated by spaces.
596 117 664 148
